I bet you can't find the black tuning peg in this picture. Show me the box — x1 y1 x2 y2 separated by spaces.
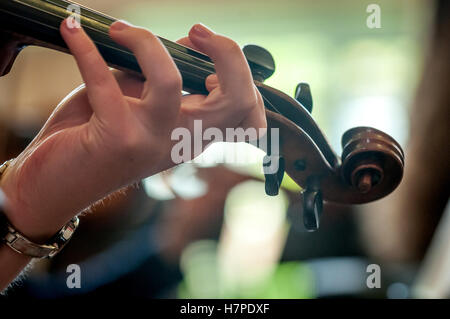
243 45 275 82
302 188 323 232
295 83 313 113
263 155 285 196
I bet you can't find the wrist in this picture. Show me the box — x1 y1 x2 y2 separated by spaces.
0 158 64 244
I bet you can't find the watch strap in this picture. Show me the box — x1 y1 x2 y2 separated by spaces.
3 216 79 258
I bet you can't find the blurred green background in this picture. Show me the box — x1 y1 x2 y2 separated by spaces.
119 0 432 151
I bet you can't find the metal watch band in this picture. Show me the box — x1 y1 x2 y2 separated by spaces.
0 159 13 176
3 216 79 258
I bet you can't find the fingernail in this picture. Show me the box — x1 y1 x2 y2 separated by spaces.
110 20 132 31
65 17 81 33
191 23 213 38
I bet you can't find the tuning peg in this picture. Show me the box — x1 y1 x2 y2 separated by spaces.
263 155 285 196
243 45 275 82
295 83 313 113
302 188 323 231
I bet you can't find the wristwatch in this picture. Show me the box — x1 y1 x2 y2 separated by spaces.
0 159 79 259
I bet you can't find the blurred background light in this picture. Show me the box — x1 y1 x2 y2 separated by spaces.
168 165 208 199
179 240 220 298
387 282 410 299
143 173 176 200
332 95 408 151
223 181 288 243
308 257 369 297
144 165 208 200
218 181 289 297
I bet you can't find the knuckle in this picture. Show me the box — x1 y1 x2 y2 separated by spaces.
117 129 142 154
241 90 259 110
256 90 264 107
221 37 241 55
91 73 111 88
136 28 157 43
155 70 182 92
81 46 99 64
126 28 157 51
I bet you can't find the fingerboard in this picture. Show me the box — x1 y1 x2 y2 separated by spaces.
0 0 217 93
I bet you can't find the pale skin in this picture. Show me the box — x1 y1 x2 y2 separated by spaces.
0 19 266 291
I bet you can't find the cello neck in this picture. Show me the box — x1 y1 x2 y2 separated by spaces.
0 0 215 93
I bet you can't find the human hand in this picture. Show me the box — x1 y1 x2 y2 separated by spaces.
0 21 265 242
